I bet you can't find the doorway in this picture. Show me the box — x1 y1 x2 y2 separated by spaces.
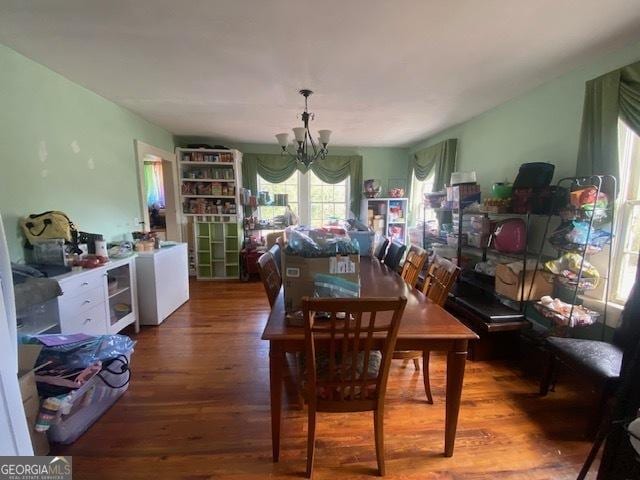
134 140 181 242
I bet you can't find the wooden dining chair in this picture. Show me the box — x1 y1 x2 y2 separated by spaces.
257 251 281 308
269 243 282 274
400 246 428 288
393 247 429 371
302 296 407 478
417 258 460 403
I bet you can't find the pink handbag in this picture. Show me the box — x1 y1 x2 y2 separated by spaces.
492 218 526 253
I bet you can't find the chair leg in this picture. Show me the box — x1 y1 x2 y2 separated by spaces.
306 407 316 478
412 358 420 371
587 384 614 439
539 351 556 396
422 351 433 404
296 353 305 410
374 409 385 476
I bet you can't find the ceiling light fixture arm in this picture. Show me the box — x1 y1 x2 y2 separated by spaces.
275 89 331 168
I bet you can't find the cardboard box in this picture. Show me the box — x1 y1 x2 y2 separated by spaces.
18 345 50 455
283 253 360 312
495 263 553 301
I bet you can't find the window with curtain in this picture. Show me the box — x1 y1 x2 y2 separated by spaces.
309 171 348 227
257 172 300 220
256 171 349 226
144 162 165 208
612 120 640 303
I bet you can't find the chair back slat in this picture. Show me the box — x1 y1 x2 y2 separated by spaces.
401 246 428 288
303 297 407 408
257 251 281 307
421 259 460 306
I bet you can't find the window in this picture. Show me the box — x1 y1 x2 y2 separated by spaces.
410 171 435 226
257 172 299 220
309 172 348 227
256 171 349 225
612 121 640 303
144 161 165 208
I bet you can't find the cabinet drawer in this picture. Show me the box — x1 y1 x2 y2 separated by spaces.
59 271 105 299
60 303 108 335
59 286 104 319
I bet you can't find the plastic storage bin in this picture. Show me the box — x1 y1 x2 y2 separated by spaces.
47 349 133 444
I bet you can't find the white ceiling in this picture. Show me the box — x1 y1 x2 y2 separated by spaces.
2 0 640 147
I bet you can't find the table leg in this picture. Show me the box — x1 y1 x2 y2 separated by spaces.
444 340 468 457
269 342 284 462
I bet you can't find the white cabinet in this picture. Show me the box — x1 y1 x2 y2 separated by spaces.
136 243 189 325
56 257 139 335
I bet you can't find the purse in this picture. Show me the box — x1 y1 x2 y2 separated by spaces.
20 211 78 246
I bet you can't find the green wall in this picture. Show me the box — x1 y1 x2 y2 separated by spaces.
0 45 174 261
409 39 640 193
174 137 409 191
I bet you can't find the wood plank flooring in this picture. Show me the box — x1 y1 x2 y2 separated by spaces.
54 280 597 479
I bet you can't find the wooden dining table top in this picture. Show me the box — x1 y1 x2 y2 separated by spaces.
262 256 478 342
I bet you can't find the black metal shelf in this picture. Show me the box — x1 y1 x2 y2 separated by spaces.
526 174 616 340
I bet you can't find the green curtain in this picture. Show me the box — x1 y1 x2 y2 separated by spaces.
311 155 362 216
241 154 258 196
408 138 458 190
577 61 640 181
241 152 363 216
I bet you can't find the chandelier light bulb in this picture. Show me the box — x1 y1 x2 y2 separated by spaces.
292 127 306 143
275 133 289 148
318 129 332 146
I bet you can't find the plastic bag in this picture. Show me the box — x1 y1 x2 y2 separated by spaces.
313 273 360 299
284 226 359 258
33 335 136 371
544 253 600 290
548 221 611 254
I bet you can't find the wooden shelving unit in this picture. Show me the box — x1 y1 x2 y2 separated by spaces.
176 147 243 280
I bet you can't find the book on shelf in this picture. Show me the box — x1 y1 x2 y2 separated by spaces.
180 151 234 163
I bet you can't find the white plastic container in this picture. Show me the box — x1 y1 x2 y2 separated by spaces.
47 350 133 444
450 171 477 185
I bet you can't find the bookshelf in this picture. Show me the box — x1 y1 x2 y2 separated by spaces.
176 148 243 279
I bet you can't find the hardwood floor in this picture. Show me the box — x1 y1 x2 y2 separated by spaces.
54 280 596 479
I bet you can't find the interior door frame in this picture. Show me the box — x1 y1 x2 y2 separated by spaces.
134 140 181 242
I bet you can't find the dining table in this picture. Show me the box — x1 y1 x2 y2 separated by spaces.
261 256 478 462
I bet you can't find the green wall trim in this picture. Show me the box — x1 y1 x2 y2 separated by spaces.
0 44 174 260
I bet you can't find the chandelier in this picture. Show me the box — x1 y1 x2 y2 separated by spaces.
275 89 332 168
